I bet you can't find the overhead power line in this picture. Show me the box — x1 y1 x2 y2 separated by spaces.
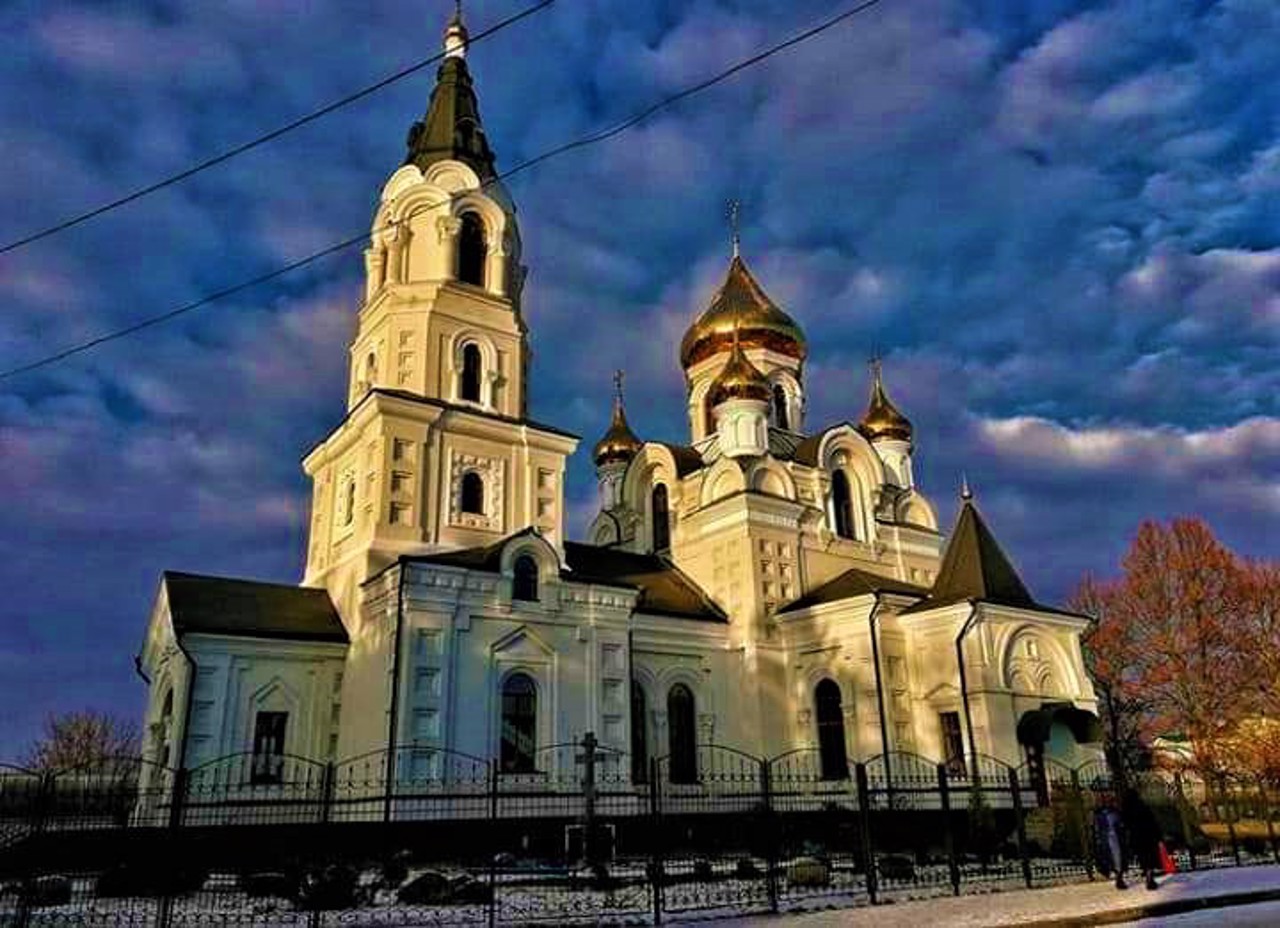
0 0 885 382
0 0 555 257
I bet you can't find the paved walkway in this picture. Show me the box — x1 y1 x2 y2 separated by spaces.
705 865 1280 928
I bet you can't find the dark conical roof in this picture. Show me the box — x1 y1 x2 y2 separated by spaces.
903 496 1038 614
403 17 496 180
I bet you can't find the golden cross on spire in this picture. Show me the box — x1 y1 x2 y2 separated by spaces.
727 198 741 258
868 352 883 385
613 369 625 402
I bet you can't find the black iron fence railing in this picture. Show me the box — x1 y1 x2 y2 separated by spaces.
0 738 1276 926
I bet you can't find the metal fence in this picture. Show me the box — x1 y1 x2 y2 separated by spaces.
0 738 1276 926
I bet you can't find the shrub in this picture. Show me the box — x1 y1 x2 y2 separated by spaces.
96 865 206 898
26 876 72 908
786 857 830 887
878 854 915 882
397 871 452 905
692 859 715 881
295 864 359 911
380 851 412 889
735 858 760 879
240 872 296 898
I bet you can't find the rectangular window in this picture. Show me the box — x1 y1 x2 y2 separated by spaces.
939 711 966 777
251 711 288 785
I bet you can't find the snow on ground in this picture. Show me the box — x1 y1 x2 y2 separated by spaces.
709 864 1280 928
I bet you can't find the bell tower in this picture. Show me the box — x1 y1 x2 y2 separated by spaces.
346 7 528 418
301 10 576 618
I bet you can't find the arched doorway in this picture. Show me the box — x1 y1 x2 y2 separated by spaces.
815 679 849 780
667 683 697 784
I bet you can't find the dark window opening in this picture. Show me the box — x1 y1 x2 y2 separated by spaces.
815 679 849 780
500 673 537 773
772 384 789 430
940 711 966 778
457 212 487 287
461 471 484 515
513 554 539 602
460 343 482 403
251 711 288 785
651 484 670 552
832 470 855 540
631 683 648 784
667 683 697 784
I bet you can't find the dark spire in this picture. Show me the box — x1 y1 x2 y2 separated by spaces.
403 9 497 180
919 497 1037 611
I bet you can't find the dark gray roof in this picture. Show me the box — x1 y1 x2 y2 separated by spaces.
654 443 705 477
163 572 348 644
404 531 725 622
404 47 496 180
778 566 927 614
563 542 725 622
901 499 1074 616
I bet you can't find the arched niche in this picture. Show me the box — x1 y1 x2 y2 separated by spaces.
1002 626 1078 697
746 459 797 501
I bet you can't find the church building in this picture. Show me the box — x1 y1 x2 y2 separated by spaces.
137 12 1102 789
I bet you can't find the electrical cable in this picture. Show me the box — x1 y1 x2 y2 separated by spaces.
0 0 885 381
0 0 555 256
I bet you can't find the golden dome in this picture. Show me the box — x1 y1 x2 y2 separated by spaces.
680 255 807 370
708 334 772 407
858 361 913 443
593 375 643 467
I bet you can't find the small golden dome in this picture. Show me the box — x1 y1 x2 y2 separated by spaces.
593 374 643 467
858 360 913 443
708 335 772 407
680 255 807 370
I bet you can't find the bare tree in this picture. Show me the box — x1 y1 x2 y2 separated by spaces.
23 710 141 772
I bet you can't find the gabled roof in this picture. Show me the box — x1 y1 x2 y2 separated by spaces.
403 530 725 622
778 566 927 614
901 498 1047 615
163 572 348 644
563 542 725 622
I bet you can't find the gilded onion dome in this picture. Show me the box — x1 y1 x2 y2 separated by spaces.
858 360 913 443
680 255 807 370
593 373 643 467
708 330 772 407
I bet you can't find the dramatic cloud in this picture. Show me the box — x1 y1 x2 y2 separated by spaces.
1 0 1277 755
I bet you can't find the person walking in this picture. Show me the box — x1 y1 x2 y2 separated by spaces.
1093 794 1128 889
1121 788 1163 891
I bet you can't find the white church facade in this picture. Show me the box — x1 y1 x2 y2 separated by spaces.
137 12 1103 790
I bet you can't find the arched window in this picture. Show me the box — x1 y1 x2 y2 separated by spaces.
831 470 855 540
512 554 538 602
772 383 789 430
460 342 482 403
704 400 716 437
631 682 648 784
667 683 697 784
815 679 849 780
651 484 670 552
457 212 487 287
365 352 378 390
461 471 485 515
499 673 537 773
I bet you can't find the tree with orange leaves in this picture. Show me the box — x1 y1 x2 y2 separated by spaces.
1071 518 1257 780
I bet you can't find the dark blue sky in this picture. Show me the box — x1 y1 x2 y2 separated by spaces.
1 0 1277 758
